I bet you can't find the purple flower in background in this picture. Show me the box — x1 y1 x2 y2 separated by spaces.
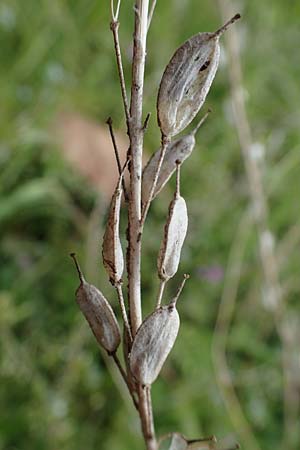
196 264 224 284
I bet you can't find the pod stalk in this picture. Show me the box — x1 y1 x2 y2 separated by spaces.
192 109 212 136
213 13 241 38
171 273 190 306
70 253 85 284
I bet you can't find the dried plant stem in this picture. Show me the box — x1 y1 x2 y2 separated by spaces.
146 386 155 438
147 0 157 30
127 0 149 336
106 117 128 200
126 1 157 449
156 279 166 309
141 135 170 226
110 16 131 127
112 352 139 409
115 282 132 342
138 386 157 450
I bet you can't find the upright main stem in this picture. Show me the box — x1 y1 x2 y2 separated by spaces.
128 1 157 449
128 0 149 335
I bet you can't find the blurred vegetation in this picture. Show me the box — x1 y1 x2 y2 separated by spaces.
0 1 299 450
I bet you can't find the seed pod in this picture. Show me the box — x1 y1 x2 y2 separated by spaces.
102 169 124 285
129 302 179 385
157 164 188 281
157 14 240 137
142 111 210 206
159 433 218 450
70 253 121 354
129 276 188 386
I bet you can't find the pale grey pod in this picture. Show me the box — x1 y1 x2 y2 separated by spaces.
141 111 209 206
129 302 180 385
71 254 121 354
158 433 218 450
158 195 188 281
102 171 124 285
142 134 195 206
157 15 240 137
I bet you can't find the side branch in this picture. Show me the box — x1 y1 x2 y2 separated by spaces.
106 117 129 200
110 19 131 127
141 134 170 226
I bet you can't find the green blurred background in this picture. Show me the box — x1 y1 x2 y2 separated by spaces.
0 0 299 449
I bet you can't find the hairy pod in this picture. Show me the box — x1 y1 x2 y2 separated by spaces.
157 15 240 137
142 111 209 205
102 170 124 285
158 165 188 281
71 253 121 354
129 301 180 385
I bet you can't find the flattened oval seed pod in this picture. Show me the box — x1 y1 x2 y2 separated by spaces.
102 170 124 285
142 111 209 206
129 303 180 385
129 275 188 386
157 14 240 137
158 433 218 450
71 253 121 354
157 165 188 281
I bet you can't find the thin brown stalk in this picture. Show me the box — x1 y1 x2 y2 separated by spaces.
112 352 139 410
115 282 133 343
141 134 170 226
138 386 157 450
106 116 128 200
145 386 155 440
110 4 131 127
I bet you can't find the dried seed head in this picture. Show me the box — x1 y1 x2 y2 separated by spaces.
157 164 188 281
142 111 210 205
157 15 240 137
129 302 180 386
102 168 125 285
129 275 188 386
158 434 218 450
70 253 121 354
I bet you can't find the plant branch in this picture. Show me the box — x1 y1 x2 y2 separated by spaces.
127 0 149 335
110 9 131 127
141 134 170 226
115 282 133 342
112 352 139 409
147 0 157 30
156 279 166 309
106 116 129 200
127 2 158 448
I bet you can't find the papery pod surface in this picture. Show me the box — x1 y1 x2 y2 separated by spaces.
158 195 188 281
157 15 240 137
102 171 124 284
129 303 180 385
71 254 121 354
142 134 195 205
158 433 218 450
142 111 209 205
